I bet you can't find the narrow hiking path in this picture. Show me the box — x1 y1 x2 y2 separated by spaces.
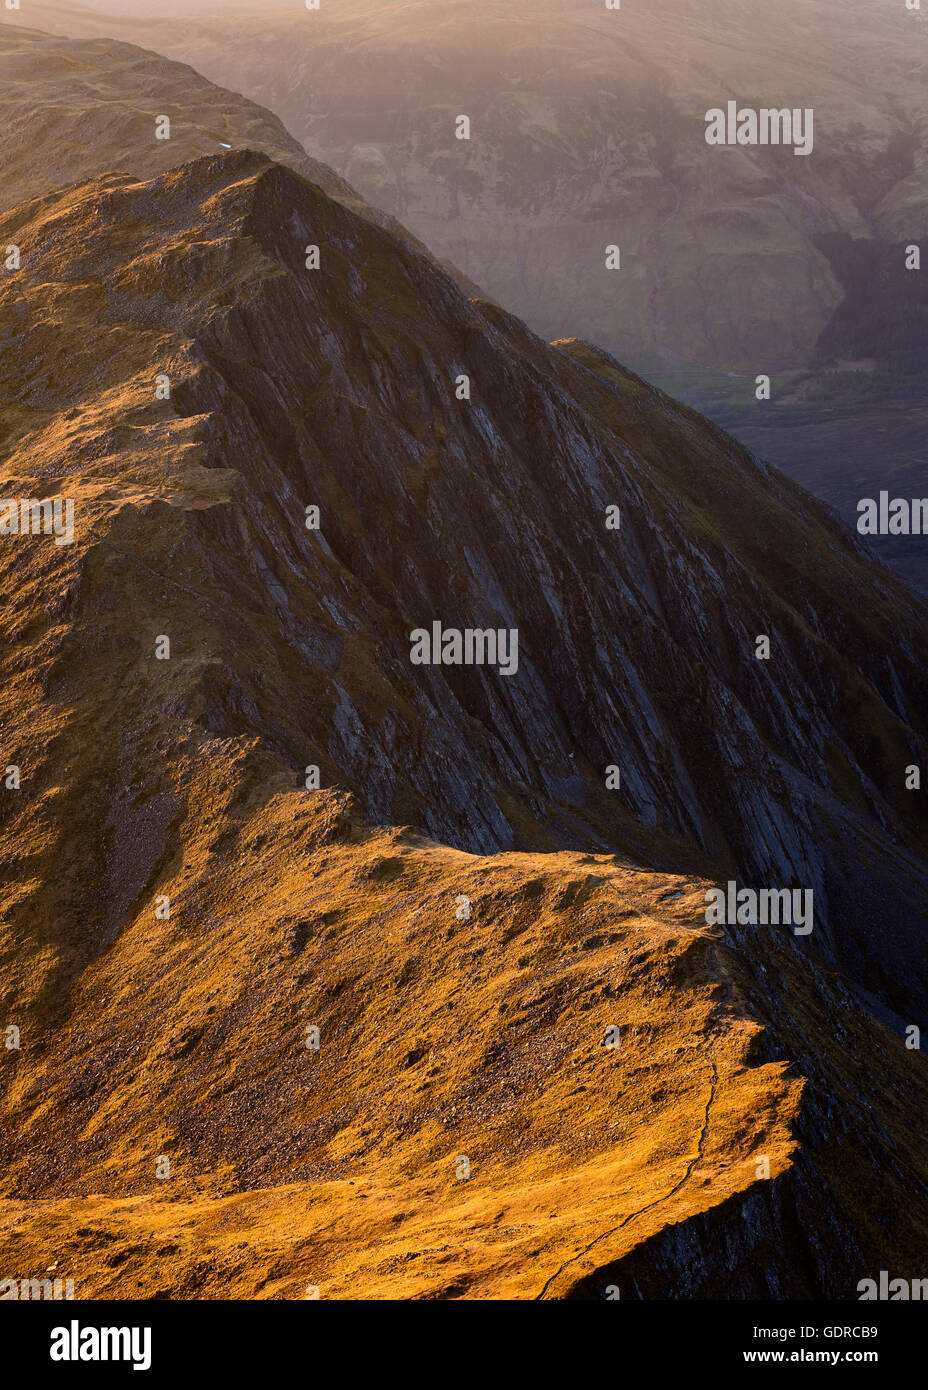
535 1055 720 1300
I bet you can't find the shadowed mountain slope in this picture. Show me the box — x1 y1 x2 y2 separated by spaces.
0 148 926 1297
1 148 927 1010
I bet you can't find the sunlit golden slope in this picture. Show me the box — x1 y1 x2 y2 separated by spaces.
1 789 802 1300
4 786 928 1298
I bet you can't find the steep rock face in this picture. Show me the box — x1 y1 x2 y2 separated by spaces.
1 145 927 1300
1 150 927 1025
5 17 926 588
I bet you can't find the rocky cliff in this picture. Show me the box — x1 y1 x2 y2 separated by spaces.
0 143 926 1297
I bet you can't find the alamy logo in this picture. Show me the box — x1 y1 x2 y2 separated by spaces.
0 496 74 545
410 622 519 676
705 881 814 935
705 102 813 156
1 1276 74 1300
858 1273 928 1300
50 1321 151 1371
857 492 928 535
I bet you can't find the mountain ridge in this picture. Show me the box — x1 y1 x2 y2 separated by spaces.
2 147 927 1014
9 1 924 589
1 135 926 1297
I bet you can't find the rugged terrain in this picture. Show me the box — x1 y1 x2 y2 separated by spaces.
2 794 926 1299
0 24 464 281
12 0 925 374
0 142 927 1296
2 147 928 1004
8 2 926 586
